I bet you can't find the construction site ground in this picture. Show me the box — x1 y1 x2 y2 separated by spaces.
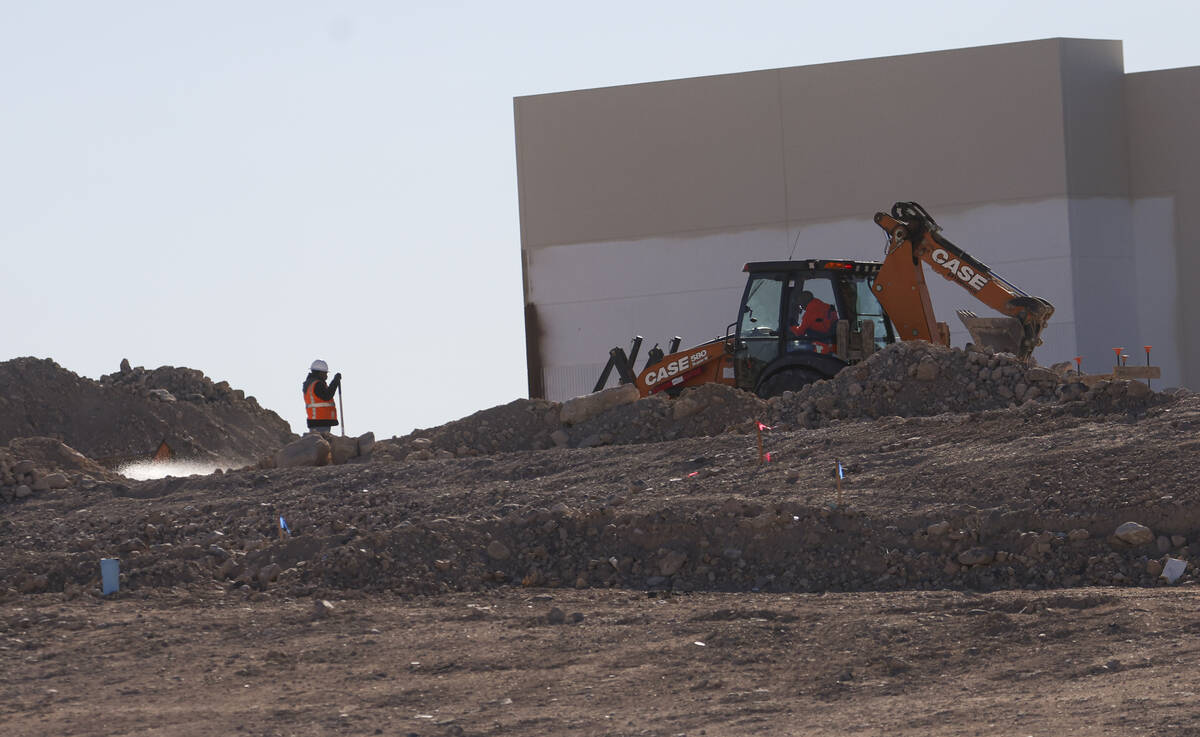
6 370 1200 736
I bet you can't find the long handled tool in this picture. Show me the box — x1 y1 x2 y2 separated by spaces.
337 383 345 437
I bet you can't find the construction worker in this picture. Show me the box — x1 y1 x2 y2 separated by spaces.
303 359 341 433
791 290 838 343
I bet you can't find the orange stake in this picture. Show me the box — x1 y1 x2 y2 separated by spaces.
755 421 772 463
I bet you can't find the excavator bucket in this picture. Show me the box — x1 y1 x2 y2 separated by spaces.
956 310 1025 356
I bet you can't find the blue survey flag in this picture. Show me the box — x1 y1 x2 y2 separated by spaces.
837 461 844 479
280 516 290 534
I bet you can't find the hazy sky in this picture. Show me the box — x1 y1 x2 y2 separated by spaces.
4 1 1197 439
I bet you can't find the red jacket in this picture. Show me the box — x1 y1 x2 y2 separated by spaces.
792 297 837 338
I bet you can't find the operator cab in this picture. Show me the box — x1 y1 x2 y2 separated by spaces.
733 259 896 397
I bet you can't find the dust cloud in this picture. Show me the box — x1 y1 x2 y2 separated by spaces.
118 459 234 480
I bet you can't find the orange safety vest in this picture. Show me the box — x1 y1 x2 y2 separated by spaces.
304 381 338 422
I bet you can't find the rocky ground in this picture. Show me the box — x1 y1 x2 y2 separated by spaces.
4 343 1200 735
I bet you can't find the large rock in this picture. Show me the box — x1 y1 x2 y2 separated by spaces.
1115 521 1154 546
329 435 360 465
658 549 689 577
560 384 640 426
356 432 376 458
274 434 331 468
486 540 511 561
957 547 995 566
33 472 69 491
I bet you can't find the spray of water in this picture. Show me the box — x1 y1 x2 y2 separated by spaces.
117 459 237 481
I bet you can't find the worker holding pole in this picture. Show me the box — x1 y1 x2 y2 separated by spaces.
302 359 342 435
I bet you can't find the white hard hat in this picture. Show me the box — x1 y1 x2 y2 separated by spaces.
310 359 329 372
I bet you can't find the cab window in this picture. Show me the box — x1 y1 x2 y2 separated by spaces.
738 275 784 337
788 277 837 330
858 278 894 349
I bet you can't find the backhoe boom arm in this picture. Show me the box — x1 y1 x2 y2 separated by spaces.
872 202 1054 359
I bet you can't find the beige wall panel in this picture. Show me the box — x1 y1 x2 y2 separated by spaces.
1059 39 1129 197
778 39 1071 222
515 71 786 249
1126 66 1200 387
1126 67 1200 195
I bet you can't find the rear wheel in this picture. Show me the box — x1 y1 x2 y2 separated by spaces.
756 367 823 398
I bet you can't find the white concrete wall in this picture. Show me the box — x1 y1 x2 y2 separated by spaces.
1130 197 1183 387
532 199 1085 400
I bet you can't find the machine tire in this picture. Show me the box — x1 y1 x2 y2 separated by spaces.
756 367 824 399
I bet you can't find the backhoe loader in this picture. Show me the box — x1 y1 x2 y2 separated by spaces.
594 202 1055 399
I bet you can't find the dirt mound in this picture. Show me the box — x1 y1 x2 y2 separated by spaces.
377 343 1177 464
769 341 1174 429
0 357 296 467
566 382 768 447
0 437 125 504
4 392 1200 601
3 344 1197 600
4 437 112 475
383 397 564 460
374 384 768 462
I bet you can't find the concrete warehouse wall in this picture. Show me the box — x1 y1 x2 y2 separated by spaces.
514 39 1196 401
1125 65 1200 396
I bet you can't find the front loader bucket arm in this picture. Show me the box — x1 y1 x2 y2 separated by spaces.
634 337 734 397
593 336 643 393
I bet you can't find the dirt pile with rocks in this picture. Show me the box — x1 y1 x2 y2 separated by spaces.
3 341 1198 601
0 357 296 467
0 437 125 504
378 383 768 463
2 339 1198 601
374 342 1173 464
769 341 1172 428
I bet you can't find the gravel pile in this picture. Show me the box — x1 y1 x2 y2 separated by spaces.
378 342 1178 462
769 342 1171 429
0 436 130 507
0 357 295 466
377 384 768 461
7 481 1195 597
99 360 250 404
564 382 767 448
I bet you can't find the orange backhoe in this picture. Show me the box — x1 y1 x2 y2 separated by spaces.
594 202 1055 399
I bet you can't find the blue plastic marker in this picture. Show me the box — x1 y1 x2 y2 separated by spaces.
835 460 844 507
101 558 120 595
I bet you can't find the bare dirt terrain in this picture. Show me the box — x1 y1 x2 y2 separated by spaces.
4 345 1200 736
6 587 1200 736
